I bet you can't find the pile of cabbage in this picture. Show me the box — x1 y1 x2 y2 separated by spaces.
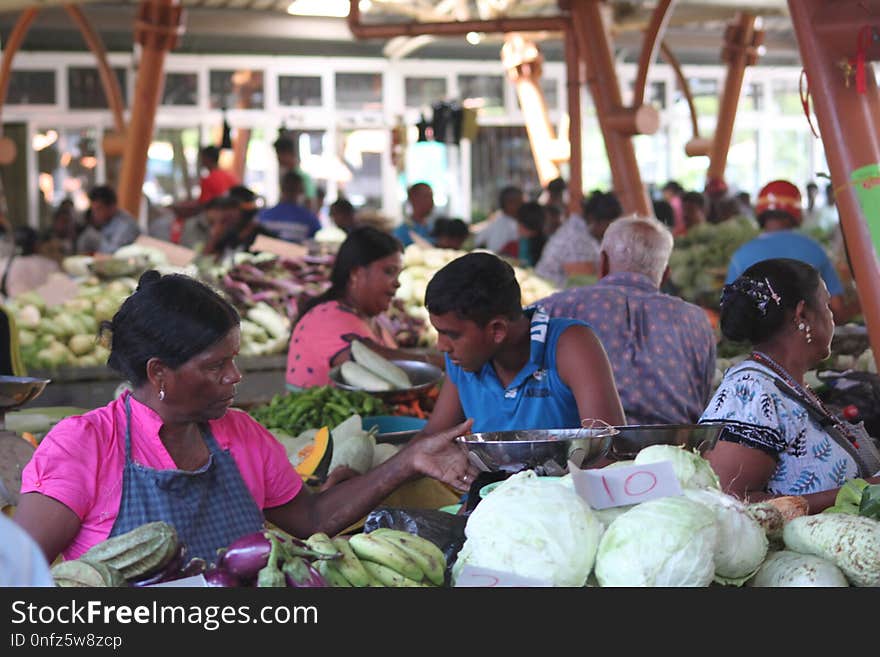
451 445 880 587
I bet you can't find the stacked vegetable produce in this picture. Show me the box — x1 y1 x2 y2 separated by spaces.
450 446 880 587
668 216 759 310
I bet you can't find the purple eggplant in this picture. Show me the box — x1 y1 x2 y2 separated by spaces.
129 545 187 587
204 566 240 587
219 531 272 579
282 557 327 588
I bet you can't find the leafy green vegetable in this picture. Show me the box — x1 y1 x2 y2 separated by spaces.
859 484 880 521
823 478 869 515
250 386 386 437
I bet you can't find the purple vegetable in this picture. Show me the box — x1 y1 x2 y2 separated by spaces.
219 531 272 579
282 557 327 588
130 545 186 587
204 566 240 587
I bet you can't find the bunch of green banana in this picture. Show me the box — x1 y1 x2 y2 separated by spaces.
316 530 447 587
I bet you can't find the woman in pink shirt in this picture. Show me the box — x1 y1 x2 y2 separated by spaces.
14 271 477 566
287 226 440 389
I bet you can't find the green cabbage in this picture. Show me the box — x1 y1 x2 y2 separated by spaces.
633 444 720 490
594 496 718 587
683 488 768 584
452 471 603 587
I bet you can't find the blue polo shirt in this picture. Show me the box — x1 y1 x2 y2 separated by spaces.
446 307 584 433
726 231 844 296
393 220 434 247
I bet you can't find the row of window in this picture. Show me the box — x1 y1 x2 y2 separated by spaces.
7 66 808 115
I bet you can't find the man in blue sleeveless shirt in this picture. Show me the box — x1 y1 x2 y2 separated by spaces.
417 252 624 435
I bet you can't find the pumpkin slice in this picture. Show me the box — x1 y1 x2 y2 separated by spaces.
293 426 333 482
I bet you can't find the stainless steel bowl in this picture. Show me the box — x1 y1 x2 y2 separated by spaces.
329 359 444 403
608 423 725 460
0 376 51 412
457 427 619 476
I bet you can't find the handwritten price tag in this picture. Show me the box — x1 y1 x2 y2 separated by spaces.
454 565 551 588
568 459 682 510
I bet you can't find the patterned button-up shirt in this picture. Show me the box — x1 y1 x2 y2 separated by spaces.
539 272 717 425
534 213 600 286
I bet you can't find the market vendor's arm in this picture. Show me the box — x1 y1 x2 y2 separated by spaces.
14 493 82 563
264 418 477 538
708 440 880 513
556 324 626 426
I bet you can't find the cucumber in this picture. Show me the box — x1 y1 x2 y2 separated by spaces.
341 361 393 392
351 340 411 389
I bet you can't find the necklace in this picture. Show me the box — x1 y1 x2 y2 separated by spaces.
751 350 859 447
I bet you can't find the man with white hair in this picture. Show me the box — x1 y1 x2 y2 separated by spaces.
538 215 716 425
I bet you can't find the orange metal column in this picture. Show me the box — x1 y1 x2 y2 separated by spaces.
706 12 763 187
565 27 583 217
789 0 880 369
502 35 561 188
571 0 651 217
117 0 184 218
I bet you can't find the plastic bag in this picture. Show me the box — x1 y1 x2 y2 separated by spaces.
818 370 880 442
363 507 468 581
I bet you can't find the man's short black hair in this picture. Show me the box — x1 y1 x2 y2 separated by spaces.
330 198 354 215
498 185 522 210
547 177 567 195
425 252 522 326
200 145 220 164
88 185 117 206
273 135 296 154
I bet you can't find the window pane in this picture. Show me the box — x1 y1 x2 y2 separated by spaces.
405 77 447 109
772 79 801 115
459 74 505 116
739 82 763 112
209 69 264 109
144 127 201 207
688 78 718 116
68 67 127 109
335 73 383 111
162 72 198 106
469 125 540 221
278 76 322 107
7 70 55 104
336 128 384 208
649 80 666 110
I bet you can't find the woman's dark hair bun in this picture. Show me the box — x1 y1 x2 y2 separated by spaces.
137 269 162 290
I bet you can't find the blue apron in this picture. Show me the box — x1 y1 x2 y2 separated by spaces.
108 395 265 564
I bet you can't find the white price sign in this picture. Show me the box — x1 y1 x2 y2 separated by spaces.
454 565 551 588
568 459 682 509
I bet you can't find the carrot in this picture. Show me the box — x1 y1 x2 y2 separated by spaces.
20 432 38 449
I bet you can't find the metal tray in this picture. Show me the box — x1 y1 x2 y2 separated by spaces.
456 427 619 476
329 359 443 403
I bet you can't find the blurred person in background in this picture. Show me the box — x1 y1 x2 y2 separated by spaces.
652 199 675 231
198 145 238 206
661 180 686 236
274 133 316 211
77 185 140 255
542 204 563 238
0 513 54 586
540 215 716 425
0 225 61 300
329 198 357 234
394 182 436 247
535 190 622 286
511 201 547 268
543 176 568 217
431 217 470 250
473 185 523 254
681 191 708 232
802 181 822 231
726 179 857 324
258 171 321 244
